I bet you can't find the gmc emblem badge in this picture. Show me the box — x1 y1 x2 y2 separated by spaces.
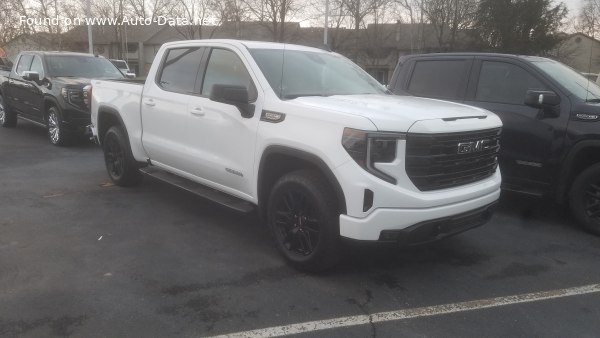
457 139 491 154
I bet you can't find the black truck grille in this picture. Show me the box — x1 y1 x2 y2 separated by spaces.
405 128 501 191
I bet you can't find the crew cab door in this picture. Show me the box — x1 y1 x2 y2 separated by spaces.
463 58 569 195
20 55 45 120
8 54 36 118
141 44 261 198
185 47 262 196
141 46 206 174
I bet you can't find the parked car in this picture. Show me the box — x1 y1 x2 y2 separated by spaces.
0 51 124 145
0 57 12 71
90 40 502 271
389 53 600 235
110 59 136 78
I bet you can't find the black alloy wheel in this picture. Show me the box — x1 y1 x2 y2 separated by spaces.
267 170 342 272
273 189 322 257
102 126 142 186
105 133 125 180
570 163 600 235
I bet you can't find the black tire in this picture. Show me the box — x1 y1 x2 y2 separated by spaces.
47 106 69 146
267 170 343 272
569 163 600 235
0 94 17 128
103 125 142 187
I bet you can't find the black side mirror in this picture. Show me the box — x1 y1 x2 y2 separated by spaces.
22 71 40 83
524 90 560 108
209 84 255 118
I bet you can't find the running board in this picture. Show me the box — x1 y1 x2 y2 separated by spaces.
139 166 256 214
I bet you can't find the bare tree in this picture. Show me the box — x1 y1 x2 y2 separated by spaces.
396 0 426 53
421 0 478 51
169 0 213 39
211 0 251 38
577 0 600 38
0 0 33 46
128 0 172 20
243 0 296 42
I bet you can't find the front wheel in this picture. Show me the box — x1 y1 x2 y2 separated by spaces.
569 163 600 235
0 94 17 128
267 170 342 272
47 106 68 146
103 126 142 187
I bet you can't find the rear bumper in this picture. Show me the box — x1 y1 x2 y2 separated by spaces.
339 188 500 241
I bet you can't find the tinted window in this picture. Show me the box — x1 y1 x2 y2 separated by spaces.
158 47 204 94
476 61 545 105
202 49 256 100
408 60 468 99
16 54 33 75
29 56 44 78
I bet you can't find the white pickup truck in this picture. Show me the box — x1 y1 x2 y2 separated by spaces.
89 39 502 271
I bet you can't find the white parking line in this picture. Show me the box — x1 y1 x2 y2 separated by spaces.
210 283 600 338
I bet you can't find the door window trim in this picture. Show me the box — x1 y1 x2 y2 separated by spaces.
405 57 473 100
198 47 258 102
15 54 34 76
470 59 549 106
154 46 206 95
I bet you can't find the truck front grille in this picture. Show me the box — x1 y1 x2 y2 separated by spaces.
405 128 501 191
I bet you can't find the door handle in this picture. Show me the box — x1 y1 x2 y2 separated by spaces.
190 107 205 116
143 98 155 107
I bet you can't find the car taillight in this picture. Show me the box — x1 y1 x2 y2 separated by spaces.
342 128 404 184
83 84 92 110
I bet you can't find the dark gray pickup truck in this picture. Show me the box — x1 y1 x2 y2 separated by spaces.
0 51 123 145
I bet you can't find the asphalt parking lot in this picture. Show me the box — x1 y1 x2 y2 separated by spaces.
1 120 600 338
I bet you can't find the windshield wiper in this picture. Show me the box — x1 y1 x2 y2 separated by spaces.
586 98 600 103
283 94 331 99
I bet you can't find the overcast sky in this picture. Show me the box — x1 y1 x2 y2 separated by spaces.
563 0 583 14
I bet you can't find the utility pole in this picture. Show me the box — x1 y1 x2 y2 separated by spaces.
87 0 93 54
324 0 329 46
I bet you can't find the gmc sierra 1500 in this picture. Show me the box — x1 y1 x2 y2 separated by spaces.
90 40 502 271
0 51 123 145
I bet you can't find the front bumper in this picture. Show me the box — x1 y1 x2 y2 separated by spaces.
339 188 500 241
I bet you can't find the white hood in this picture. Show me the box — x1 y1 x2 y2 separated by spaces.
293 94 500 132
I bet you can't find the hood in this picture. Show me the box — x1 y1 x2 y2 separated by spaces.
52 76 93 87
293 94 495 132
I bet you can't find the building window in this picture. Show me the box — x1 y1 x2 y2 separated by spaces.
368 68 389 85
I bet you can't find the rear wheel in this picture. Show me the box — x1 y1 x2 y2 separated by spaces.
569 163 600 235
0 94 17 128
103 125 142 186
267 170 342 272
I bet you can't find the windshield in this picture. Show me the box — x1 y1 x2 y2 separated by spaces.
532 60 600 101
46 55 124 79
249 48 387 99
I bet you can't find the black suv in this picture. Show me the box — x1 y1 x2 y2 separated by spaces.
0 52 123 145
389 53 600 235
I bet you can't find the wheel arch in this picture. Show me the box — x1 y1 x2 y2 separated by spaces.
43 96 60 119
97 106 128 146
257 145 347 219
556 140 600 202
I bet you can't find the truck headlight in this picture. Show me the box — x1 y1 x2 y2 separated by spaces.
342 128 404 184
61 88 85 108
